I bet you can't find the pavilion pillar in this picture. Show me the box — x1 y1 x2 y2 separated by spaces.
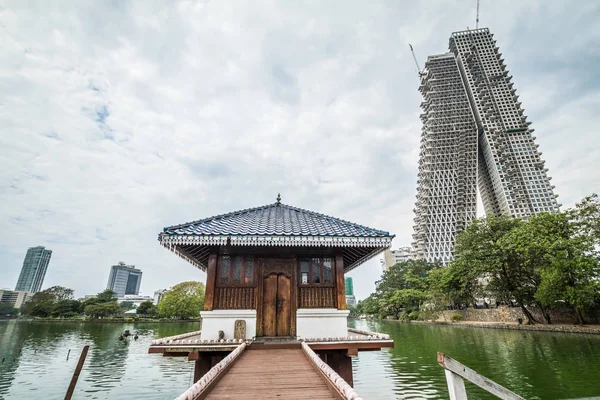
335 254 346 310
204 250 218 311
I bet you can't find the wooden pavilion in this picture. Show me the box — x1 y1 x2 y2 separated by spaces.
150 197 395 395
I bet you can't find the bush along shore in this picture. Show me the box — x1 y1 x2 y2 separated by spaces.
17 281 206 322
408 320 600 335
26 317 202 323
352 194 600 327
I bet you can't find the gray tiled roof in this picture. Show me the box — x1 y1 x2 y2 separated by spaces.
163 202 392 238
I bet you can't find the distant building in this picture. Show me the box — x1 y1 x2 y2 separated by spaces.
344 277 354 296
153 289 169 305
380 247 413 271
118 294 153 308
106 262 142 298
15 246 52 293
344 277 356 306
0 289 33 309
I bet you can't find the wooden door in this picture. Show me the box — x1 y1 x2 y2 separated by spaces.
262 273 291 336
262 273 278 336
276 274 291 336
258 259 296 337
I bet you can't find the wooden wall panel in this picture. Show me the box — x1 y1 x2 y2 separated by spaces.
298 287 336 308
214 287 256 310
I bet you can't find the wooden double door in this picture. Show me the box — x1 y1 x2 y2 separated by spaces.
258 259 296 337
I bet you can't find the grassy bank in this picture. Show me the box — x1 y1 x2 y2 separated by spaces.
409 320 600 334
23 317 201 323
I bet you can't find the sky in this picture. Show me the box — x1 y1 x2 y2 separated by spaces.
0 1 599 300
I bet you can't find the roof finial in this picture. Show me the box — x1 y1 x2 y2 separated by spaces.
276 193 281 204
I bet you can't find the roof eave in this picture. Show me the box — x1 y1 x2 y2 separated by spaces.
159 233 393 248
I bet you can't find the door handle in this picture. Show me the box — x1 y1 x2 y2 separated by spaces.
276 299 284 311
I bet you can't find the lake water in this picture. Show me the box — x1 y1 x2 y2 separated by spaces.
1 319 599 399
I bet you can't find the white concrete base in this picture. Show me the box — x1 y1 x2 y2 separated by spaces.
200 310 256 340
296 308 350 339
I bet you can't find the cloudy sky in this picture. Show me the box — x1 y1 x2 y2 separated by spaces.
1 1 598 300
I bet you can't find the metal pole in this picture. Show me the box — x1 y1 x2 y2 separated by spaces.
64 345 89 400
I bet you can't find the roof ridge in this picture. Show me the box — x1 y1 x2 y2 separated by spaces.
164 202 391 236
277 203 390 236
164 203 277 232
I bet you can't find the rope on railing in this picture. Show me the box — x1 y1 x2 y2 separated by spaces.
301 342 363 400
175 343 247 400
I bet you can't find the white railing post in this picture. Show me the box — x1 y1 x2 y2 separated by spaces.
437 352 525 400
444 369 468 400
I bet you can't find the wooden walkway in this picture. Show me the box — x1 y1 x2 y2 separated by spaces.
205 348 337 399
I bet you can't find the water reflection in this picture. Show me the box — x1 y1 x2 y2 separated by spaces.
0 320 197 399
349 319 600 399
2 319 599 399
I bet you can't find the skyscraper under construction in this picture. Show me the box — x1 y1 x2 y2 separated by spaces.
412 28 560 264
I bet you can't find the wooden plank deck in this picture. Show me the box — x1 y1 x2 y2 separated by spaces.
205 348 338 399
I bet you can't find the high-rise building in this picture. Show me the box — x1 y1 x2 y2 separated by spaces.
380 247 414 271
344 277 356 306
0 289 34 309
412 28 559 264
106 262 142 298
15 246 52 292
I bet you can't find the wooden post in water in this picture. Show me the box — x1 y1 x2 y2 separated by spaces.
64 345 89 400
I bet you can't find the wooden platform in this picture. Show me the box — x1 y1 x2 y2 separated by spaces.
205 348 338 399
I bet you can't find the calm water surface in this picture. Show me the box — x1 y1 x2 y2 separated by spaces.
349 319 600 399
1 319 599 399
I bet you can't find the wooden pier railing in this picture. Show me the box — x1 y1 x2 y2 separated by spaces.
437 352 525 400
301 342 363 400
176 343 247 400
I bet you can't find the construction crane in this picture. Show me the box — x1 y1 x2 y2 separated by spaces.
409 44 425 78
476 0 480 28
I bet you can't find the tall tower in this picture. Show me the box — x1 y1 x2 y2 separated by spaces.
412 28 559 264
412 53 479 264
15 246 52 292
450 28 559 217
106 262 143 298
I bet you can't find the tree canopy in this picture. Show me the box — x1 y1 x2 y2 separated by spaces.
0 302 19 316
356 193 600 325
158 281 205 319
136 300 158 317
84 302 121 318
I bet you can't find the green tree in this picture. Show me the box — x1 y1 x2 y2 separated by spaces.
354 295 379 317
158 281 205 319
136 300 158 317
525 209 600 324
368 260 438 318
51 300 82 318
43 286 74 301
452 216 546 324
0 302 19 316
383 288 427 319
84 302 121 318
22 291 56 317
96 290 118 303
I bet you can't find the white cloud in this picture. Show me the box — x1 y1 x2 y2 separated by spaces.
0 1 598 300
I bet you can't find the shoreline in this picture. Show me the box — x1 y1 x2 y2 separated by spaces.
2 318 201 324
408 320 600 334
